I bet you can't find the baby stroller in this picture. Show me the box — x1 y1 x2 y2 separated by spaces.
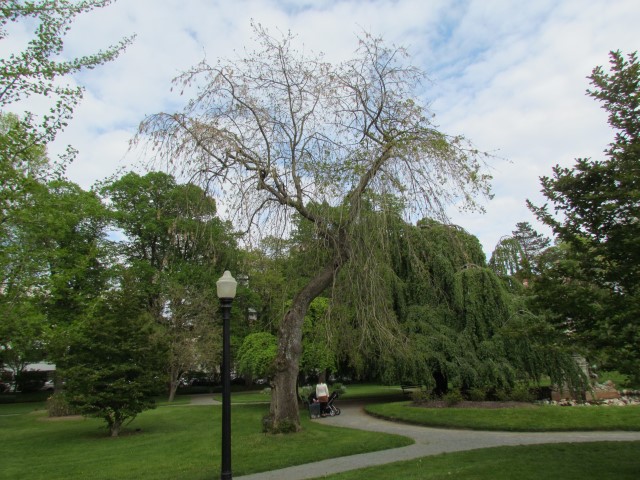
323 391 341 417
306 390 341 418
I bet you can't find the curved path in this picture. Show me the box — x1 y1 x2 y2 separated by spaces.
235 401 640 480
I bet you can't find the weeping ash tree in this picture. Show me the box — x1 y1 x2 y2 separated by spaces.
137 27 490 431
376 219 584 396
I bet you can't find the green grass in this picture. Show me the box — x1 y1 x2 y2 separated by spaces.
338 383 405 399
4 389 640 480
316 442 640 480
366 401 640 431
209 383 406 404
597 370 637 388
0 402 411 480
211 390 272 403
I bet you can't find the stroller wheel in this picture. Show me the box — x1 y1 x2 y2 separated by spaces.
334 407 341 415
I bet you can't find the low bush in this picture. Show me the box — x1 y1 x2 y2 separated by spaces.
467 387 487 401
411 389 433 404
46 393 77 417
443 389 464 406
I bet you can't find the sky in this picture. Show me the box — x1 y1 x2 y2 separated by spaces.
3 0 639 257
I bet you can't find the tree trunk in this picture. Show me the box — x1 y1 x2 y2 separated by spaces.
168 365 180 402
433 370 448 396
108 415 124 437
269 256 342 431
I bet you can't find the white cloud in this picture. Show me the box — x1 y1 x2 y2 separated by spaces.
3 0 638 256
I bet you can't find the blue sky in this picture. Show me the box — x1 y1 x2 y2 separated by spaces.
3 0 639 256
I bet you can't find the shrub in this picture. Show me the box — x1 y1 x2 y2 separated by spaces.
300 385 314 400
331 382 346 395
467 387 487 402
492 388 508 401
443 389 463 406
47 393 77 417
411 389 432 404
510 383 535 402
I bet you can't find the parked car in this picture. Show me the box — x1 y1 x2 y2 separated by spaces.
40 380 55 392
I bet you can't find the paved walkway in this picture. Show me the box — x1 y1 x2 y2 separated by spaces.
233 401 640 480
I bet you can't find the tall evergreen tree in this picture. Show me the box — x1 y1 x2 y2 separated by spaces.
528 51 640 382
61 272 166 437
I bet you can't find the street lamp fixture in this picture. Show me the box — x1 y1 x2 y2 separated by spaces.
216 270 237 480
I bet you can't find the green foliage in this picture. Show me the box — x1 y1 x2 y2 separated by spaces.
1 144 110 375
236 332 277 380
511 222 551 271
0 0 132 146
528 51 640 382
385 220 582 396
509 383 536 403
61 277 166 437
411 388 433 404
467 387 487 401
300 297 337 376
443 389 463 406
100 171 238 399
489 236 526 278
46 392 77 417
331 382 346 395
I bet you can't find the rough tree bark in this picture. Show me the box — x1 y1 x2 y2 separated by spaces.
270 256 343 430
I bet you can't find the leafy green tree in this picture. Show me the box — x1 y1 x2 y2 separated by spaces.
374 220 583 396
1 0 132 148
299 297 336 380
236 332 278 382
0 300 44 382
489 236 527 279
1 171 109 385
1 113 48 375
1 111 113 388
61 273 166 437
100 171 238 400
138 28 491 431
489 222 550 282
35 180 109 370
528 51 640 382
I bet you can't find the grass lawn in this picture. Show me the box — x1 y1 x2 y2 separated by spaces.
316 441 640 480
366 401 640 431
209 383 406 404
337 383 405 399
0 401 411 480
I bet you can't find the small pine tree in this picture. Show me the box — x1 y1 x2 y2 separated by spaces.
61 277 166 437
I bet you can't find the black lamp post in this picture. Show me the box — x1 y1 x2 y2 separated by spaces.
216 271 237 480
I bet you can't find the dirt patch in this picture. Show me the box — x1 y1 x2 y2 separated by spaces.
413 400 536 409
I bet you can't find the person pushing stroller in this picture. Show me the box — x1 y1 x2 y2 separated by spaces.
316 377 329 416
